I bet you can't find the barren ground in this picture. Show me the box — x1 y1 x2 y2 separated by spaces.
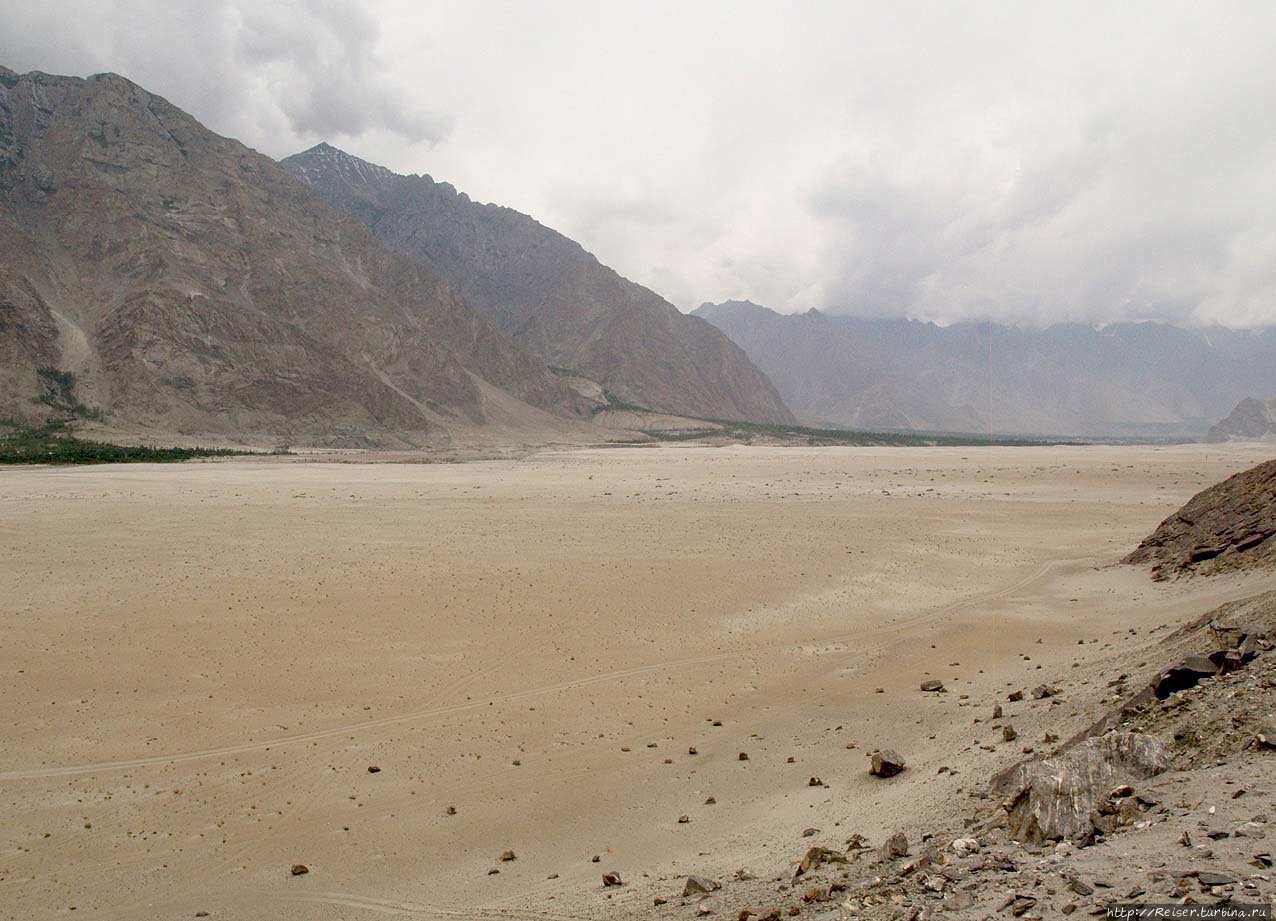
2 443 1274 920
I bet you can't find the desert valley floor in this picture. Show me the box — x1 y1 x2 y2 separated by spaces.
3 442 1275 921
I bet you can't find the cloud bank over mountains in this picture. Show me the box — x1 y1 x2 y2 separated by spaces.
4 1 1274 327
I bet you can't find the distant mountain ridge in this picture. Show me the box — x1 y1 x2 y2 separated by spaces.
691 301 982 432
695 301 1276 438
282 143 795 425
0 66 585 445
1208 398 1276 442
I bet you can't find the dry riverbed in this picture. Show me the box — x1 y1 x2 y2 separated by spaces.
2 443 1273 920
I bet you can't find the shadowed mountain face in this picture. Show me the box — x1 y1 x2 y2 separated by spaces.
1208 398 1276 442
695 301 1276 439
0 67 584 446
281 144 795 425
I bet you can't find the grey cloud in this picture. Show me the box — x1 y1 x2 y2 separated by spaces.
1 2 1274 327
0 0 448 153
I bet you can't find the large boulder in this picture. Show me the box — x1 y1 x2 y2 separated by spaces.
992 732 1170 845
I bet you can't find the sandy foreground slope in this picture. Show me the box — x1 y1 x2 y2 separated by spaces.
1 443 1274 921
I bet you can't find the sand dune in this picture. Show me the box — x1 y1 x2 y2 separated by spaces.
2 443 1274 920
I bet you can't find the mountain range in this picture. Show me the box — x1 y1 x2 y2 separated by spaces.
0 66 790 448
695 301 1276 439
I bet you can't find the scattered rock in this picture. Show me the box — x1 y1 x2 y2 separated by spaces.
1008 690 1024 702
290 864 309 876
1153 655 1219 699
367 765 380 773
1002 725 1018 742
1032 684 1059 699
738 752 750 761
807 776 823 787
684 875 721 896
499 850 516 862
869 749 906 778
678 814 690 824
881 832 909 858
795 846 835 877
920 680 945 692
950 837 980 856
602 872 623 887
1197 871 1237 887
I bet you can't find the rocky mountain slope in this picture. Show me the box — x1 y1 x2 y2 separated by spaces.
633 593 1276 920
281 144 795 425
1126 457 1276 579
695 301 1276 438
1208 397 1276 442
0 66 586 446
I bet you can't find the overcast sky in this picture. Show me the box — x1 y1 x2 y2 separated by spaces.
2 1 1274 327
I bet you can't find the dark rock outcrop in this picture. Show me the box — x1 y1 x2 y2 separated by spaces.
1126 458 1276 577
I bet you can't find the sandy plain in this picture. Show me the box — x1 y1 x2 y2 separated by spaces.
2 442 1275 921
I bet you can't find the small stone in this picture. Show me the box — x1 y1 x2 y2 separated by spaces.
591 855 601 862
920 680 945 692
367 765 380 773
1197 871 1236 887
738 752 750 761
684 875 720 896
705 796 717 805
602 871 623 887
500 850 516 862
869 749 906 777
802 827 818 837
678 814 690 824
881 832 909 858
1002 725 1017 742
1008 690 1024 702
808 776 823 787
290 864 309 876
445 805 457 816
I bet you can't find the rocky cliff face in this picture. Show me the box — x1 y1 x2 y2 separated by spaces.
281 144 795 425
1207 397 1276 442
0 67 583 445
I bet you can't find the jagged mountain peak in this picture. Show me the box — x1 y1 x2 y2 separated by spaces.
286 141 399 192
